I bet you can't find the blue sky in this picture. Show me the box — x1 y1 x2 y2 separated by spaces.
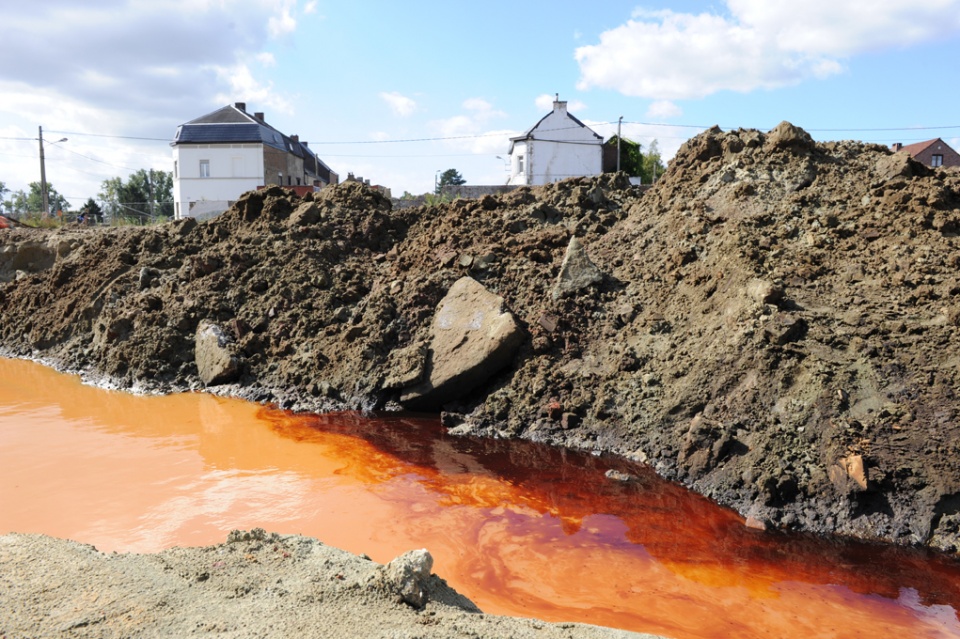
2 1 959 207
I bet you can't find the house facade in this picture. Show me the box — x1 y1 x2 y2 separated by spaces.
507 97 603 186
171 102 338 220
891 138 960 169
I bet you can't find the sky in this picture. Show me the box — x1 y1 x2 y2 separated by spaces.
2 0 960 208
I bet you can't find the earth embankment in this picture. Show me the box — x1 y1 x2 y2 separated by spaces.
2 122 959 550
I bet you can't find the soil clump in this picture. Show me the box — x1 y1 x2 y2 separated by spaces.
2 122 960 553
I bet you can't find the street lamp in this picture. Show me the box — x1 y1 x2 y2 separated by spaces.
38 126 68 217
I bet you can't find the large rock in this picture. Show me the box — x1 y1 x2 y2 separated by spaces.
552 236 604 300
379 549 434 608
400 277 523 410
195 320 240 386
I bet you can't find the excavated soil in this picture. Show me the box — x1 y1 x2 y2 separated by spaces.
0 530 657 639
2 122 960 557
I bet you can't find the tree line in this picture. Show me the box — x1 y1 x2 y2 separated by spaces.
0 169 173 224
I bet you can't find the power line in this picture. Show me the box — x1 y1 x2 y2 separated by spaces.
45 130 170 142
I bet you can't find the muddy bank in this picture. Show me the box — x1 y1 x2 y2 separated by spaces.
0 530 658 638
2 122 960 551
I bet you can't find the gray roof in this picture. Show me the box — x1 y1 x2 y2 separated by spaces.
172 104 289 153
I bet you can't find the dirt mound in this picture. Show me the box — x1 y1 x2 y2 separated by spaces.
0 531 657 639
2 125 960 551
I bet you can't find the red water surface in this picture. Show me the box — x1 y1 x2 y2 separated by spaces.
1 358 959 638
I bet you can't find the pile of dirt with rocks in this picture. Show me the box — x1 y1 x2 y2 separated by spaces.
2 122 960 553
0 530 657 639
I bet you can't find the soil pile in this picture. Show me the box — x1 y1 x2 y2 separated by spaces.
2 122 959 551
0 530 657 638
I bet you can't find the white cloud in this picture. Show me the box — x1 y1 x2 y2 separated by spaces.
576 1 960 100
303 1 318 15
646 100 682 120
268 4 297 38
461 98 507 121
430 99 516 155
380 91 417 117
256 52 277 68
211 62 294 116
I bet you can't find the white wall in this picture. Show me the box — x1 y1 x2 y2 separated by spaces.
507 103 602 186
173 144 265 219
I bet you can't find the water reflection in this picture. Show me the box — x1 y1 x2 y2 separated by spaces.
0 358 958 638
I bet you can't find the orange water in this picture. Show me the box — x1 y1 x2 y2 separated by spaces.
1 358 958 638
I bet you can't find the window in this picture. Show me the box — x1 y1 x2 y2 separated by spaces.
199 159 210 178
932 154 944 167
517 155 525 173
173 160 178 179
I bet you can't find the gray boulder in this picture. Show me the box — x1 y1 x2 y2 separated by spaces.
380 549 434 608
195 320 240 386
552 236 603 300
400 277 523 410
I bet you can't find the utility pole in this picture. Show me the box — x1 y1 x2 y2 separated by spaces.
148 169 154 220
39 126 49 217
616 116 623 173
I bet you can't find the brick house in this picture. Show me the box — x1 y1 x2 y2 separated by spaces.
171 102 338 220
891 138 960 169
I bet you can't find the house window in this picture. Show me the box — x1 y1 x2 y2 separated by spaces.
932 154 944 167
517 155 525 173
174 160 178 179
199 160 210 178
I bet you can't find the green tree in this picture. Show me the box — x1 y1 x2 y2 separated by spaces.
435 168 466 194
606 136 644 178
79 198 104 224
642 140 666 184
5 190 27 215
100 169 174 222
26 182 68 215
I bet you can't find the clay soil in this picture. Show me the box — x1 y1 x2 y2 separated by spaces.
2 122 960 633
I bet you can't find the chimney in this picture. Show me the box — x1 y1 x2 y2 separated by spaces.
554 95 567 114
291 134 299 142
255 112 265 121
235 102 246 112
892 142 903 151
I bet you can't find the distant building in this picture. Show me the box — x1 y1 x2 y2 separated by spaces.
891 138 960 169
506 96 603 186
171 102 338 220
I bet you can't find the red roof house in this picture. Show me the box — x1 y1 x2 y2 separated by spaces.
891 138 960 168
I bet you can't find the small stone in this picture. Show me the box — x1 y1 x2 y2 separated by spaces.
605 469 637 482
745 516 767 531
538 313 559 333
438 250 457 267
746 278 783 305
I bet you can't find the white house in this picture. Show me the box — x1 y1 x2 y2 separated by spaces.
506 97 603 186
171 102 338 220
